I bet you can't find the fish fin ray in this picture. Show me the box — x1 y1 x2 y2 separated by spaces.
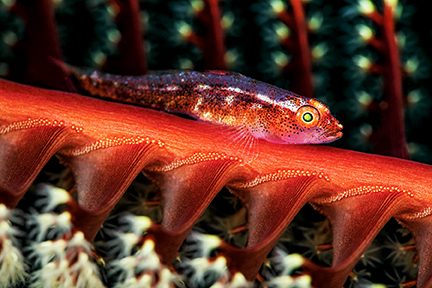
227 126 258 165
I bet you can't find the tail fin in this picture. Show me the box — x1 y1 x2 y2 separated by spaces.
47 57 85 93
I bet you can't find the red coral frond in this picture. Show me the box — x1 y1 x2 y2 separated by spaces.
196 0 226 69
104 0 147 75
1 79 432 287
368 2 408 159
11 0 72 91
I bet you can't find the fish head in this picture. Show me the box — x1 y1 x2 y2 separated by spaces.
263 98 343 144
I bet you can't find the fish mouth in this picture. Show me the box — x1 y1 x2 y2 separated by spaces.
319 128 343 143
312 120 343 144
325 131 343 141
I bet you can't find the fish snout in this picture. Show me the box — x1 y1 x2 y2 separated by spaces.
320 119 343 143
330 121 343 140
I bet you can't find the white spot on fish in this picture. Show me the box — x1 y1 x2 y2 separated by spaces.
225 95 235 105
278 100 299 112
161 85 180 91
256 93 275 105
195 84 211 91
201 111 213 120
251 103 263 109
221 86 244 94
194 97 203 112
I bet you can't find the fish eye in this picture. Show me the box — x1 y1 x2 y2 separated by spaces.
302 112 313 123
296 105 320 127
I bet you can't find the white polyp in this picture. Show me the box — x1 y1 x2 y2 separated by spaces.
0 221 12 238
272 51 290 68
33 239 67 265
72 252 105 288
311 43 327 60
34 213 57 241
55 212 72 234
139 274 153 288
188 256 228 285
36 184 71 212
209 283 224 288
136 250 161 272
308 14 323 32
92 51 107 66
369 284 387 288
357 24 373 41
274 23 290 41
68 231 92 253
156 268 171 288
212 256 228 274
292 275 312 288
0 238 27 287
177 21 192 38
70 252 90 273
34 258 70 288
32 233 104 288
187 258 210 283
354 55 372 71
107 29 121 44
117 274 150 288
140 239 156 256
405 58 419 75
356 91 373 107
32 211 71 241
111 256 138 280
0 203 9 220
190 233 222 257
113 277 138 288
270 0 285 14
156 268 182 288
407 90 422 105
278 253 304 275
358 0 375 15
266 275 295 287
124 214 152 235
117 232 140 255
384 0 398 9
109 236 181 288
230 272 250 288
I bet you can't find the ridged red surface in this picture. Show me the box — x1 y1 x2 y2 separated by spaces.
368 3 408 159
1 79 432 287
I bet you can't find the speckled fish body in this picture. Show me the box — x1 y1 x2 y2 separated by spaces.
74 70 343 144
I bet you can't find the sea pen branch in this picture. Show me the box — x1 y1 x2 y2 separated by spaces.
288 0 313 98
104 0 147 75
11 0 71 91
273 0 313 98
199 0 226 69
371 1 408 158
1 79 432 286
181 0 226 69
356 0 408 158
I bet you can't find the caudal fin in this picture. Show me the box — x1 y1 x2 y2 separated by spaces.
47 57 91 93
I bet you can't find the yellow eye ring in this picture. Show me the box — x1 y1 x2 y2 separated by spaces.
296 105 320 127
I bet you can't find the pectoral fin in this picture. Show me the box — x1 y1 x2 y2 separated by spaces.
228 126 258 165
